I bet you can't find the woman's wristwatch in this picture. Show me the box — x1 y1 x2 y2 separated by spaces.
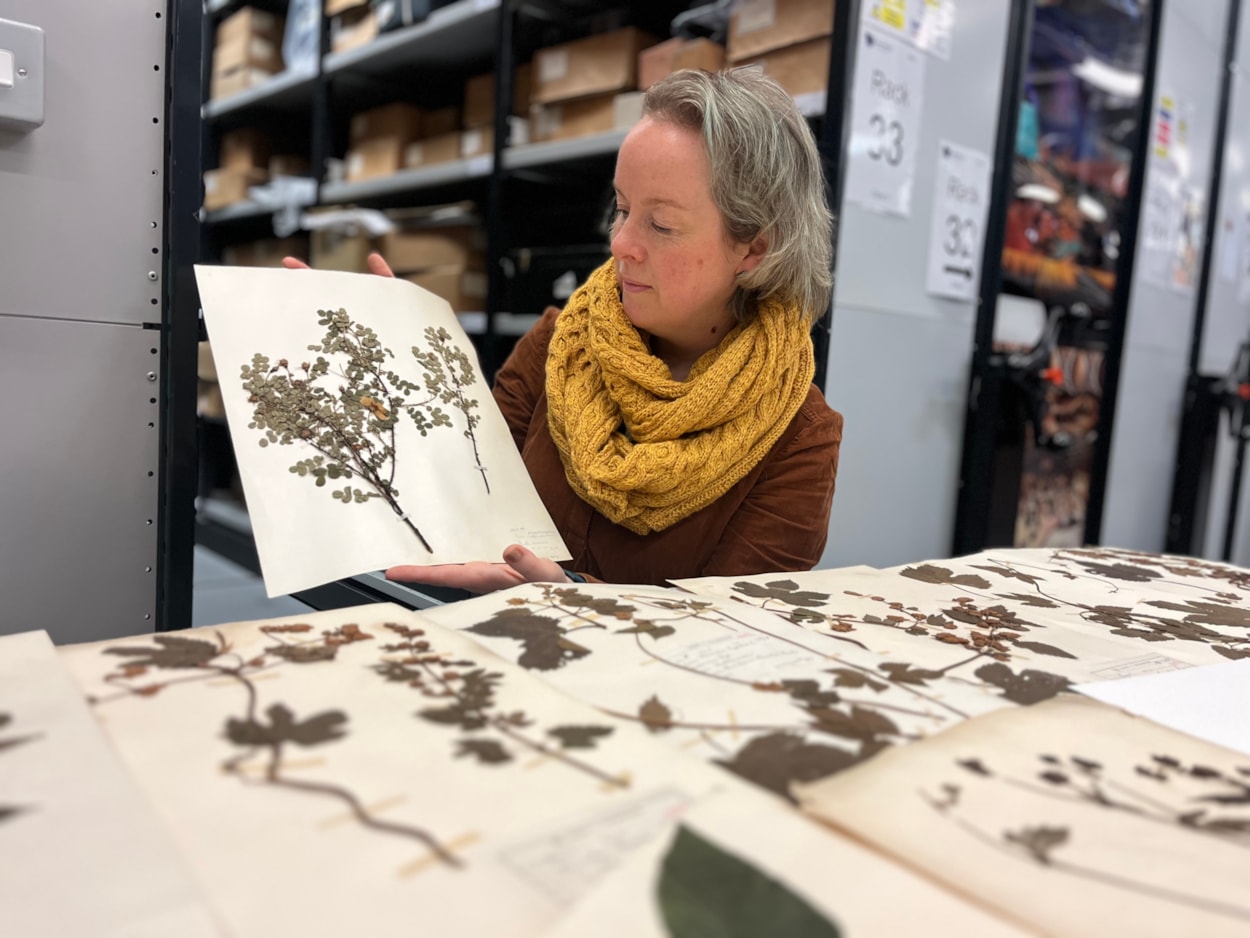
561 568 587 583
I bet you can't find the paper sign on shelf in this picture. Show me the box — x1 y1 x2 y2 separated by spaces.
868 0 955 60
844 23 926 218
925 140 990 301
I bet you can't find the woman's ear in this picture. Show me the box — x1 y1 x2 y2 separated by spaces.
737 234 768 275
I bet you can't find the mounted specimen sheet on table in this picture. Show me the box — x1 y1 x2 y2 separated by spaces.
797 695 1250 937
58 604 739 938
545 783 1026 938
0 631 221 938
196 265 568 597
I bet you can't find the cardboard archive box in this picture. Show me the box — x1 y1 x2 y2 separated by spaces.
349 102 424 144
726 0 835 61
403 132 462 169
210 67 275 100
268 153 311 177
217 7 283 44
530 27 658 104
310 226 375 273
211 7 285 100
381 225 485 274
463 64 533 129
638 37 726 89
345 102 424 182
404 267 488 313
219 128 270 172
529 91 643 143
330 6 378 53
460 116 529 158
203 167 267 212
221 236 308 267
741 37 831 100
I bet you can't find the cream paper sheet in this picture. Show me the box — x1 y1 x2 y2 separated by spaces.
195 265 568 597
0 630 222 938
797 694 1250 937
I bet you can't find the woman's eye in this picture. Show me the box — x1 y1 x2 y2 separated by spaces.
650 220 671 234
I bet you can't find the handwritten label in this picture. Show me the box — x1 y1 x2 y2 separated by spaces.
665 632 825 681
498 789 692 904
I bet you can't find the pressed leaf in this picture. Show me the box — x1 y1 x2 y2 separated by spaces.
958 758 992 777
1004 825 1069 865
616 623 677 640
809 705 899 742
732 580 831 608
1077 562 1161 583
455 738 511 764
0 733 39 755
826 668 888 693
780 679 842 709
716 733 856 801
878 662 944 686
548 725 614 750
1213 645 1250 661
266 643 337 663
639 695 673 733
466 609 590 671
0 806 28 826
1012 640 1078 660
975 663 1072 705
658 825 841 938
900 565 992 590
225 703 348 748
971 564 1040 585
104 634 220 670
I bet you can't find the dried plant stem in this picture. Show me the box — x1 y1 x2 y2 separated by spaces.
261 741 463 867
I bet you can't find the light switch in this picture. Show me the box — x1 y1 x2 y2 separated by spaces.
0 19 43 130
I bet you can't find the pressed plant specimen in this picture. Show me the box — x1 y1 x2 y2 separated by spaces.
240 310 490 553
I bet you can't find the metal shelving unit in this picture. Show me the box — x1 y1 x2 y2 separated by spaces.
320 154 494 203
502 129 630 170
323 0 500 75
195 0 849 603
202 64 318 118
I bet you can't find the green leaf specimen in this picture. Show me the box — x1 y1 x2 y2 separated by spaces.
657 825 841 938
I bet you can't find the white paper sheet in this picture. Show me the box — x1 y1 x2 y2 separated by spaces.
0 631 222 938
1077 659 1250 756
195 265 568 596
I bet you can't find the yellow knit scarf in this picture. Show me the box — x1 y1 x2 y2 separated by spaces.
546 260 815 534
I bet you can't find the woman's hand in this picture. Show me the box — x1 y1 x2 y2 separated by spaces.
281 253 396 277
385 544 571 595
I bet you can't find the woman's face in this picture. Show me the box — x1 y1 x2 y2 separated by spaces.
610 117 758 358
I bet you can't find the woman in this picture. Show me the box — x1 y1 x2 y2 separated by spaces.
300 68 843 591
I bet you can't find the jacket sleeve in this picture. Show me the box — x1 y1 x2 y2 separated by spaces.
491 306 560 453
700 396 843 576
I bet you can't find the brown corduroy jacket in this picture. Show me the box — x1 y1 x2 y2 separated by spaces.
492 307 844 586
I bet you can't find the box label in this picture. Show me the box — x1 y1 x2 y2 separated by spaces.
925 139 990 301
539 48 569 83
735 0 777 35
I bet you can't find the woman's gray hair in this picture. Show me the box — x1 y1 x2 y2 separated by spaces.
642 66 834 325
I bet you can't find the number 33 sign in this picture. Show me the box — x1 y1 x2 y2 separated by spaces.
845 23 926 217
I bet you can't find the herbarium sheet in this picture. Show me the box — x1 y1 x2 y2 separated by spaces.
543 783 1027 937
58 603 751 936
0 631 221 937
420 582 1015 802
797 694 1250 937
195 266 568 596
